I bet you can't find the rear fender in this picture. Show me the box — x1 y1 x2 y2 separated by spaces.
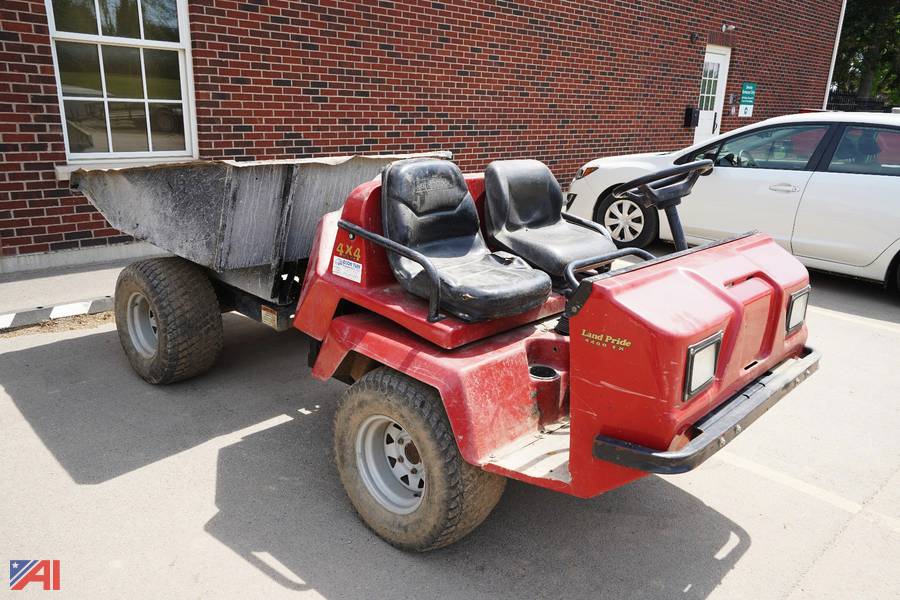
311 312 568 466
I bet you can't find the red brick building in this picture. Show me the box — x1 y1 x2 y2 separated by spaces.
0 0 845 271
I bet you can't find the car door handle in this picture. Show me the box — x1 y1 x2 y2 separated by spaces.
769 183 800 193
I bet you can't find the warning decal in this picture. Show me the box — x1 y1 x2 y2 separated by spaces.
332 256 362 283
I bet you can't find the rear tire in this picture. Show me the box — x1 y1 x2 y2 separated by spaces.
333 367 506 551
594 192 658 248
114 257 223 384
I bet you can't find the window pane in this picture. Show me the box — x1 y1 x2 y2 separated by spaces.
718 126 828 170
829 127 900 176
51 0 98 34
108 102 148 151
102 46 144 98
149 103 185 150
142 0 180 42
144 49 181 99
56 42 103 97
64 100 108 153
99 0 140 38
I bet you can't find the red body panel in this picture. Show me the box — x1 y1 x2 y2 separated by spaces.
293 177 811 498
568 234 809 496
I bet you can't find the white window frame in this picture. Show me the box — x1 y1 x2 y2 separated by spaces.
46 0 198 167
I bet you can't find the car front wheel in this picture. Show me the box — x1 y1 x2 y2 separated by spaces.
595 193 659 248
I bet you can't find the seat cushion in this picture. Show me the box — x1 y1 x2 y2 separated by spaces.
485 159 617 278
395 242 551 322
381 158 551 322
492 220 617 278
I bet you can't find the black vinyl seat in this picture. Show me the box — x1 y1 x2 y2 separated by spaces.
484 159 617 279
381 158 551 322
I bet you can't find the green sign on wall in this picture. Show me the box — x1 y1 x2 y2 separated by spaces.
739 82 757 117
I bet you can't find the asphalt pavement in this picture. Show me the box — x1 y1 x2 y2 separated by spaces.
1 263 899 599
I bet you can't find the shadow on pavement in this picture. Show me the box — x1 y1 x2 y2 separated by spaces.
807 270 900 324
205 396 749 600
0 314 336 484
3 312 749 599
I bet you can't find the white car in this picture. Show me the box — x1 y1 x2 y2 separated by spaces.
566 112 900 288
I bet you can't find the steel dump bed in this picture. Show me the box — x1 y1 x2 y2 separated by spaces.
71 152 449 301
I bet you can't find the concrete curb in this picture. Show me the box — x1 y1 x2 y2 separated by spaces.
0 297 113 331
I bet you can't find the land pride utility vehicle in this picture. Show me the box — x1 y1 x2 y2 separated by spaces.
72 152 820 551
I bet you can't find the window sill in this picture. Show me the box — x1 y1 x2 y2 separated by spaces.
56 157 197 181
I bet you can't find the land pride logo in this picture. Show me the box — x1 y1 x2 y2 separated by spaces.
580 329 632 352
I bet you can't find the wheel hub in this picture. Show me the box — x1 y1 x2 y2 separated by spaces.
604 199 644 242
356 415 425 514
126 291 159 358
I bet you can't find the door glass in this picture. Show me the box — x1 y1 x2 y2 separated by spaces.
698 61 720 111
716 125 828 170
828 127 900 176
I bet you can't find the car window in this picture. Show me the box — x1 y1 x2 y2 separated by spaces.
827 126 900 176
715 125 828 170
681 144 721 163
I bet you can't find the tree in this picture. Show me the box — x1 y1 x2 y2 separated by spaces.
832 0 900 103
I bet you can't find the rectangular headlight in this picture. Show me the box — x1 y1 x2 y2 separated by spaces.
786 286 810 334
684 332 722 401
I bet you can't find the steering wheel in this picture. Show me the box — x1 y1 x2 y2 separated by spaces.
738 149 758 168
612 159 713 209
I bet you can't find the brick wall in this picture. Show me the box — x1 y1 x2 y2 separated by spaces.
1 0 843 260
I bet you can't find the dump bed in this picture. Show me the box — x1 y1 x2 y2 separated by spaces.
71 152 449 301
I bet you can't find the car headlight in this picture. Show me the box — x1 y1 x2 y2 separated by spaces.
574 166 598 180
684 331 722 401
786 286 810 334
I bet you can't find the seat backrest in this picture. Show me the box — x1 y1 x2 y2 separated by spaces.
381 158 485 261
484 159 564 234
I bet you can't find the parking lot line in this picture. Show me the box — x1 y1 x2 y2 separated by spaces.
715 451 900 535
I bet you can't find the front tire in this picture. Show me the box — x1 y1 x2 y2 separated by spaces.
333 367 506 551
114 257 223 384
595 192 658 248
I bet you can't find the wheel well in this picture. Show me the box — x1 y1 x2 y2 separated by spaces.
591 183 624 221
886 249 900 291
332 350 382 384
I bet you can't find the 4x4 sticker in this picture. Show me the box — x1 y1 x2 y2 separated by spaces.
335 243 361 260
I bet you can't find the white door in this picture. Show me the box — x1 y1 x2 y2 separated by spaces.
793 125 900 266
693 46 731 144
678 123 832 249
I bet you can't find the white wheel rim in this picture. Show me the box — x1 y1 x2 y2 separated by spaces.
126 291 158 358
603 199 644 242
356 415 425 514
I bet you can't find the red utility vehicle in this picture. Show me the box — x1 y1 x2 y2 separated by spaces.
74 154 819 551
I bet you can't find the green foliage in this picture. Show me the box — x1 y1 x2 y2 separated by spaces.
833 0 900 103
